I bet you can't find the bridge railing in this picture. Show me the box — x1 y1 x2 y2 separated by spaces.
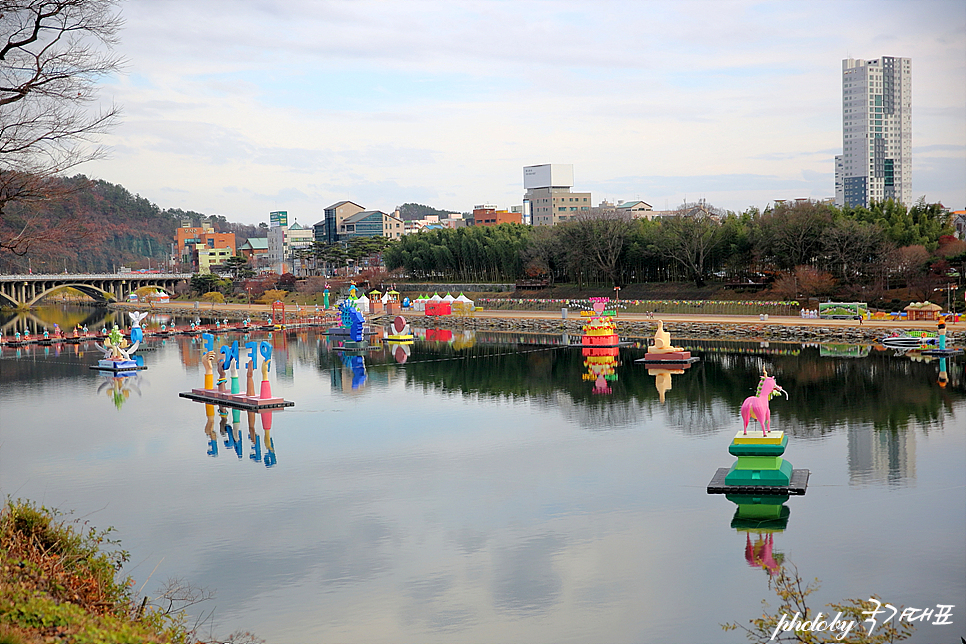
0 273 192 280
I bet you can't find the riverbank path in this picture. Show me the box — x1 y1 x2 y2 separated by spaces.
110 301 966 332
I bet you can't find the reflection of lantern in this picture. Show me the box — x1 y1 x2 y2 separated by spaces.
582 345 619 394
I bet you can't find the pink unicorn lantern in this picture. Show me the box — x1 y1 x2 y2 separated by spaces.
740 370 788 435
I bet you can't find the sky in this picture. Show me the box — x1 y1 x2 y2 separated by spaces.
84 0 966 226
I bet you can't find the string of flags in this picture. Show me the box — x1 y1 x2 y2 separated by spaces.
477 298 800 308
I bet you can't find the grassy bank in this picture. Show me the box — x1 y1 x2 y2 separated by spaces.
0 500 249 644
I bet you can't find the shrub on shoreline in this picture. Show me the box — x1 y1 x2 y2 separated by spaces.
0 499 190 643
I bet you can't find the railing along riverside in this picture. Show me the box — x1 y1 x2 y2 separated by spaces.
475 298 801 317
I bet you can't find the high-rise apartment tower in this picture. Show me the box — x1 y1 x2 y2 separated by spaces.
835 56 911 208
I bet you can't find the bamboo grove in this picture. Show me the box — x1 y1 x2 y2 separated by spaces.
381 199 962 299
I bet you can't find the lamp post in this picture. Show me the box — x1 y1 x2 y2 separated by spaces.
934 284 956 315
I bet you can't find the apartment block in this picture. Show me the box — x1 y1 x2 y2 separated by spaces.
837 56 912 208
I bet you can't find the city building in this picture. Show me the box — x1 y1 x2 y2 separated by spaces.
197 247 234 275
238 237 269 272
267 213 314 274
173 220 236 273
837 56 912 208
472 204 522 227
316 201 365 244
523 164 592 226
615 200 653 217
443 213 468 229
238 237 268 261
951 211 966 239
338 210 405 240
405 213 467 233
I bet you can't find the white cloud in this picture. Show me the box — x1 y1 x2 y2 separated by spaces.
80 0 966 222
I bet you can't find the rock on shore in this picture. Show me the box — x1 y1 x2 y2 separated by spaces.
412 315 966 344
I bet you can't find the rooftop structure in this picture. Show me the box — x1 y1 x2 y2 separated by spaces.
523 164 591 226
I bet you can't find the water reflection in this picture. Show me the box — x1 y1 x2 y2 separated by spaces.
2 311 964 643
727 494 789 576
196 401 277 467
95 370 144 410
847 426 916 485
582 346 618 395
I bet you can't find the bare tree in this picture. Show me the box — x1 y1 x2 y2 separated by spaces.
754 201 835 270
557 208 635 286
650 206 723 287
822 218 892 286
0 0 123 255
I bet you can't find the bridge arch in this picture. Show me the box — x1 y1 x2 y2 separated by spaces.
25 283 116 308
0 274 191 308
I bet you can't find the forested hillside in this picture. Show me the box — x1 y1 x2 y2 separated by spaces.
0 175 262 273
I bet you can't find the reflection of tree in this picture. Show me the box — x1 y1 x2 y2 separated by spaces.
767 352 955 433
311 335 963 435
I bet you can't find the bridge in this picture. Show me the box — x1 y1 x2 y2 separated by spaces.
0 273 191 308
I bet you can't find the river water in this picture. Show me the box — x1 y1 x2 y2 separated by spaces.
1 306 964 643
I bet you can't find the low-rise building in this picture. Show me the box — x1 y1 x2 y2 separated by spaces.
173 221 236 272
339 210 405 240
239 237 270 272
316 201 365 244
950 211 966 239
239 237 268 261
198 247 234 275
615 200 653 216
472 204 522 226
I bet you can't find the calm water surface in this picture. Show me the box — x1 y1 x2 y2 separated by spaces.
1 307 964 643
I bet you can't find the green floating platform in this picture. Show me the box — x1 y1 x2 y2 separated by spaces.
725 458 793 486
707 467 809 495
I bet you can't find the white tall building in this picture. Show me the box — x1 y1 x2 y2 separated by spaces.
267 213 313 275
523 164 592 226
837 56 912 208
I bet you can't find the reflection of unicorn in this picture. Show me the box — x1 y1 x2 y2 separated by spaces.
744 533 781 576
740 370 787 435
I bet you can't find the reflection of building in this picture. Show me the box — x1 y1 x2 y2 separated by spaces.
847 427 916 484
